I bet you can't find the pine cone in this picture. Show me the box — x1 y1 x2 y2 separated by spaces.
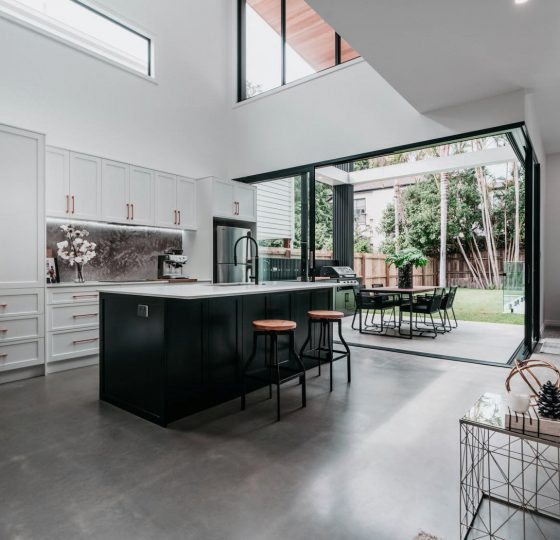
537 380 560 420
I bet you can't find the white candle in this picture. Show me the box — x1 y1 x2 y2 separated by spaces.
508 393 530 413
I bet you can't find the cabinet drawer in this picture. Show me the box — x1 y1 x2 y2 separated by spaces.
0 340 41 371
48 289 99 305
0 290 42 317
49 329 99 362
50 304 99 331
0 316 42 342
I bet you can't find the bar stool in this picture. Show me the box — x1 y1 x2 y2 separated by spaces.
241 319 306 421
299 310 351 392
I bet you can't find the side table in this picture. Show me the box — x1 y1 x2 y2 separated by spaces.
460 393 560 539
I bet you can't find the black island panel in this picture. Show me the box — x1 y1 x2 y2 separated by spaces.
100 287 333 426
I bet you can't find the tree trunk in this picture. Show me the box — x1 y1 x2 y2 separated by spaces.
439 170 448 287
438 145 450 287
393 179 401 239
513 161 520 262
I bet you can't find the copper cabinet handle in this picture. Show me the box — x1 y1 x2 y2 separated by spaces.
0 353 7 358
126 203 130 219
237 201 240 215
72 195 75 214
66 195 70 213
131 203 134 220
73 313 98 319
174 210 177 225
178 210 181 225
72 337 99 345
0 304 7 308
0 328 7 332
72 294 97 299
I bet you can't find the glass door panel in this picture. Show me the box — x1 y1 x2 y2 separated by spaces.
254 173 310 281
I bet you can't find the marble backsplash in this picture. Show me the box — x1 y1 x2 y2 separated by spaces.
47 220 183 283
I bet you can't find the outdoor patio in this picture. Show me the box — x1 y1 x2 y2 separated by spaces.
339 315 524 365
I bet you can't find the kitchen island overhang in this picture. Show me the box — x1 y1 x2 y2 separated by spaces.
99 281 337 426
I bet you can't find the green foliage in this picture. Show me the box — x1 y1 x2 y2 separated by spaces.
354 231 371 253
292 177 333 251
385 247 428 269
378 167 523 257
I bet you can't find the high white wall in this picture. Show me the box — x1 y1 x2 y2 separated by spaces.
227 60 526 179
544 153 560 326
0 0 229 178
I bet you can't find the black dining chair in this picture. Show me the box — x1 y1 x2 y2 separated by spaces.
439 286 458 332
399 288 445 338
352 287 400 334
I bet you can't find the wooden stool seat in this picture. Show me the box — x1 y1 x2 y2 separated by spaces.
307 310 345 320
252 319 297 332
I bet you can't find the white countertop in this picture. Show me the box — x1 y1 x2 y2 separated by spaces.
99 281 337 299
47 280 210 288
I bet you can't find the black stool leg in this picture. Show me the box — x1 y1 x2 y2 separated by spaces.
317 321 324 376
337 319 351 384
328 321 333 392
272 333 281 422
290 329 306 408
299 318 312 362
241 331 258 410
266 333 272 399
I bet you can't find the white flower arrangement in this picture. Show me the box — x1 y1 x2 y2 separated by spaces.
57 225 97 269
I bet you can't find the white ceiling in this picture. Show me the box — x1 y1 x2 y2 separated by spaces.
307 0 560 154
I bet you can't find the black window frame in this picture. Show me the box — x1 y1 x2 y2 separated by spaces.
238 0 359 102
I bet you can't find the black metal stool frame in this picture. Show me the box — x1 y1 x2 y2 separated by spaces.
299 317 351 392
241 328 306 421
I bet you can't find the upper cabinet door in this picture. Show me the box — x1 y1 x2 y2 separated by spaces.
0 125 44 288
69 152 100 220
213 179 235 217
46 146 70 218
101 159 129 223
176 176 197 230
155 172 177 228
234 183 257 221
129 166 154 225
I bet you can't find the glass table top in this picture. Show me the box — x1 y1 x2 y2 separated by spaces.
462 392 560 447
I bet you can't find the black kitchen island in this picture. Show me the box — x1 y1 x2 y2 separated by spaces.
99 282 336 426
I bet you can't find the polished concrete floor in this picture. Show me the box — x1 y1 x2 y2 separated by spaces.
342 315 523 364
0 348 510 540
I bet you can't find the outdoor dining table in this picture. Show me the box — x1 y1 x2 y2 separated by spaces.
365 285 437 339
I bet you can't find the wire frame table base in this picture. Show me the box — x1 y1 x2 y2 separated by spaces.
460 396 560 539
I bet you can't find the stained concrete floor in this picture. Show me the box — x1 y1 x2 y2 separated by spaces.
0 348 511 540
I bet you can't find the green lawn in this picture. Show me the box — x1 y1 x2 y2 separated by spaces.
453 288 524 325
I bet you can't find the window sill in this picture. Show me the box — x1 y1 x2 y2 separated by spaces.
233 57 364 108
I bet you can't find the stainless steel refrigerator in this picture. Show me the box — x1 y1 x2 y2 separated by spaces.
214 225 252 283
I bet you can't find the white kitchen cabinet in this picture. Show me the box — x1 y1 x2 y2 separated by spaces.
129 166 154 225
101 159 129 223
235 182 257 221
155 172 177 227
176 176 197 229
155 173 197 230
211 178 257 222
0 125 45 289
213 178 236 217
69 152 101 220
46 146 70 217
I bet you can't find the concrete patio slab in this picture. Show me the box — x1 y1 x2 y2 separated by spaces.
339 315 524 365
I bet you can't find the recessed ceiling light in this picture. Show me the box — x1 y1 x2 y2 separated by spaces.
514 0 530 4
